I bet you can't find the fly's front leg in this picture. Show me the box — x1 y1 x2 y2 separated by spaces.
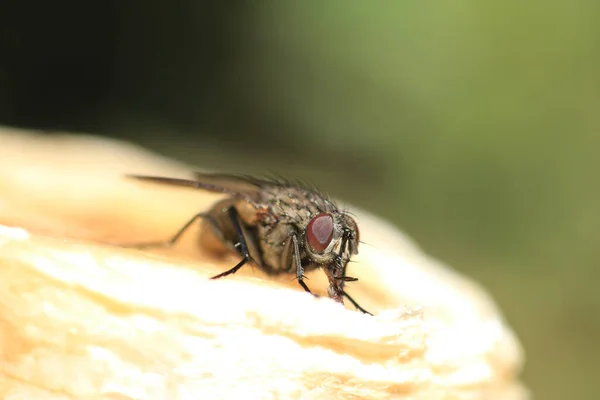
338 263 372 315
342 290 372 315
290 231 316 297
210 206 251 279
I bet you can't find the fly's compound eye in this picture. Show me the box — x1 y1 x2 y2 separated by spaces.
306 213 334 253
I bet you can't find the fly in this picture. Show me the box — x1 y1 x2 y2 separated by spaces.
123 172 370 315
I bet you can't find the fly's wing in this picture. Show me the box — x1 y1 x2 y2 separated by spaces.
192 172 269 195
126 173 269 199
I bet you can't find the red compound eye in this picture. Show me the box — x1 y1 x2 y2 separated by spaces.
306 213 334 253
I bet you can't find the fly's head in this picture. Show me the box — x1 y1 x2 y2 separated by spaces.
303 211 360 272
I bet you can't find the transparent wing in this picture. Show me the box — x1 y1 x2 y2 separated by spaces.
126 173 269 197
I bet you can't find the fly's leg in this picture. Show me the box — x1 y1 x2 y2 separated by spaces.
338 273 372 315
290 231 316 296
117 212 216 249
340 257 372 315
210 206 251 279
342 290 372 315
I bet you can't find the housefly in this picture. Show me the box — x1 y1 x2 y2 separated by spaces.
124 172 370 314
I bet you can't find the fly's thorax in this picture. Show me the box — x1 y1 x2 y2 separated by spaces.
259 185 331 225
233 197 268 226
255 221 295 274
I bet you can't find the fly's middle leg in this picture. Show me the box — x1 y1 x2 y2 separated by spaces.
289 231 316 297
209 206 251 279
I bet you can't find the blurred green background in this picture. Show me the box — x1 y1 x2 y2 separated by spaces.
1 1 598 398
